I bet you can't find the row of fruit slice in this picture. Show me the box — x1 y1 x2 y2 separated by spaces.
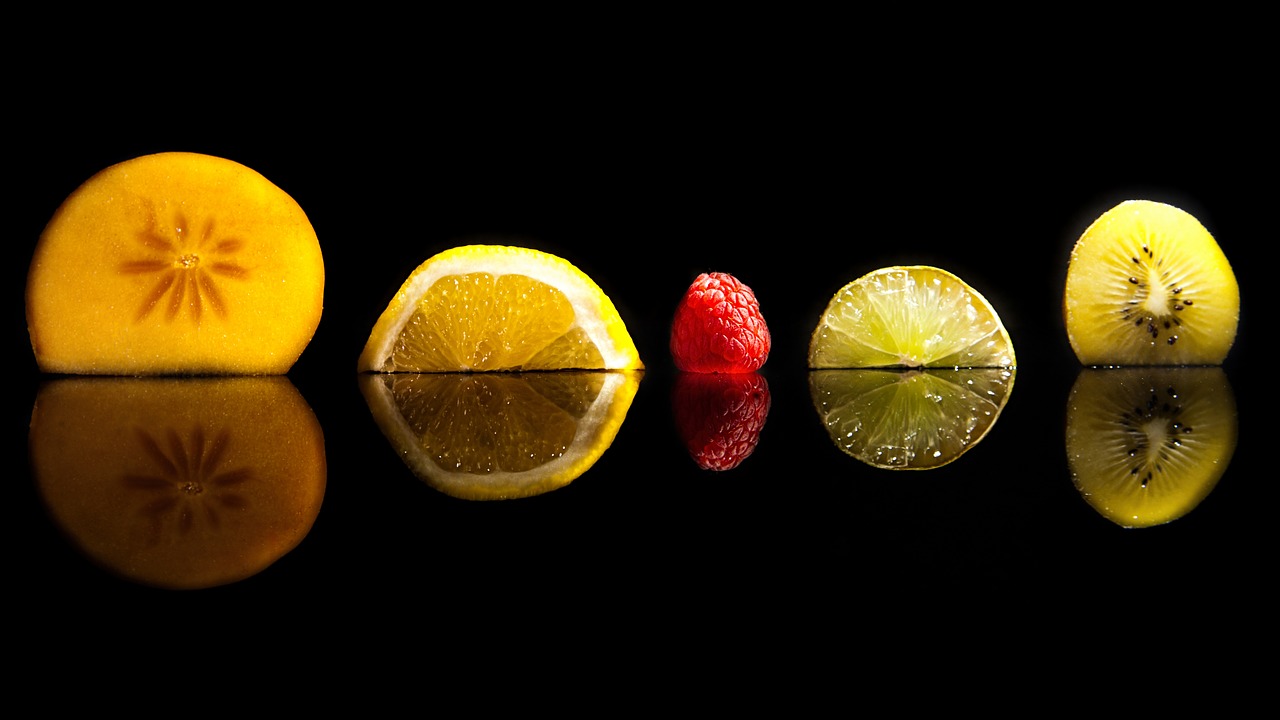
25 154 1239 377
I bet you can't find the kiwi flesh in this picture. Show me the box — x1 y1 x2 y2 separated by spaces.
1064 200 1239 366
1064 367 1236 528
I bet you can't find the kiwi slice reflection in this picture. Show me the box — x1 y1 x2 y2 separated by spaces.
1065 367 1236 528
809 367 1015 470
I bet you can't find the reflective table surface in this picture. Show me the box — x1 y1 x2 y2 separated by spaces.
10 60 1271 649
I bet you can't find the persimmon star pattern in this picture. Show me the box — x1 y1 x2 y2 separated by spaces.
119 208 249 323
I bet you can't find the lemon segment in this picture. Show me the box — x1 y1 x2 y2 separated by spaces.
358 245 642 372
26 152 324 375
808 266 1015 369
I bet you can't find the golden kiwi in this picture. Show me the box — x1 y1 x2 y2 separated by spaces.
1064 200 1238 366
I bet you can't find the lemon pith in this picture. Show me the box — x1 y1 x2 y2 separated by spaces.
359 245 642 372
26 152 324 376
808 265 1015 369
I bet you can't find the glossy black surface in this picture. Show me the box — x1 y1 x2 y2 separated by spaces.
10 38 1270 643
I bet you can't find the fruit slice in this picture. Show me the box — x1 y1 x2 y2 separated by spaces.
808 266 1015 369
1065 367 1236 528
29 376 327 589
26 152 324 375
809 367 1015 470
1064 199 1239 366
672 371 771 471
359 370 641 500
358 245 643 372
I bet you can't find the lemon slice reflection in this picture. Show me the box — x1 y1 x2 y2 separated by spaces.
360 370 641 500
810 367 1015 470
29 376 326 589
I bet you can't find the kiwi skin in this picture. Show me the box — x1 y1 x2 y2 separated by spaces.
1063 200 1239 366
1064 367 1236 529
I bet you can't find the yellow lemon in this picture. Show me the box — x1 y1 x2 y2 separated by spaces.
27 152 324 375
808 265 1015 369
358 244 642 372
360 370 641 500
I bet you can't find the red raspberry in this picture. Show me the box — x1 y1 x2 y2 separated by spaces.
670 272 770 373
673 371 771 471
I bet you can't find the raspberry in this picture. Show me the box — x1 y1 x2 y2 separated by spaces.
670 272 770 373
672 371 771 471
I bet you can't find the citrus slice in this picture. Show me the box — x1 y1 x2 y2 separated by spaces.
29 376 327 589
808 266 1016 369
359 370 641 500
26 152 325 375
358 245 643 372
809 367 1015 470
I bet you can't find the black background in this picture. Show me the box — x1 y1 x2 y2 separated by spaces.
8 23 1272 655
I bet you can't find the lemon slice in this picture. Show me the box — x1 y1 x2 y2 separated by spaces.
358 245 643 372
808 265 1016 369
26 152 324 375
359 370 641 500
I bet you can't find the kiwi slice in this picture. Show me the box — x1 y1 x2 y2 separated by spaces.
809 367 1015 470
1064 367 1236 528
1063 199 1239 366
